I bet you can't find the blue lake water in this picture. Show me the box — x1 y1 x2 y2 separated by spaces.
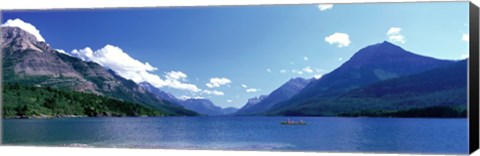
1 117 468 154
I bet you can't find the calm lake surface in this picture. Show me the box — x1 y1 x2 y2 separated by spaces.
2 117 468 154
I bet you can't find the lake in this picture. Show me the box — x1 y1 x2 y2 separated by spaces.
1 117 468 154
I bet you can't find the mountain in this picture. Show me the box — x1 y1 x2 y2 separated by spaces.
299 41 454 98
1 26 197 116
221 107 240 114
266 41 455 114
139 82 178 103
177 98 228 116
342 59 467 101
138 82 237 116
239 95 268 111
178 98 238 116
235 77 312 115
270 59 467 116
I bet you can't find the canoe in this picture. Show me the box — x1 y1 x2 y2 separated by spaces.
280 121 307 125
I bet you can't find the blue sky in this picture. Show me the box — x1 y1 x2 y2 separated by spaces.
1 2 469 108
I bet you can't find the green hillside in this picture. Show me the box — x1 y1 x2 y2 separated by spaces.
2 83 191 118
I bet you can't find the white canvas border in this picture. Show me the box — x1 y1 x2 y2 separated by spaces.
0 0 477 156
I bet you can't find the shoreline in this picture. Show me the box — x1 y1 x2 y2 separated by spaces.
3 114 89 119
1 115 468 119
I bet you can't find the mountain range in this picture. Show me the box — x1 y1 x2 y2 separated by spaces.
269 59 467 116
235 77 312 115
237 41 466 117
139 82 238 116
2 26 197 116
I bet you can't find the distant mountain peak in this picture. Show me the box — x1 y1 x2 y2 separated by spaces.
369 41 397 48
380 40 395 45
235 77 312 115
357 41 405 55
343 41 428 68
265 42 456 115
243 95 268 108
137 82 233 116
179 98 235 116
138 81 179 103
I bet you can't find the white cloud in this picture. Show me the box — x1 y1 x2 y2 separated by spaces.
2 18 45 42
206 77 231 88
71 47 94 61
71 45 157 72
246 88 259 93
461 53 469 59
314 74 323 79
304 56 309 61
302 66 314 73
389 35 406 44
166 71 187 80
325 33 351 48
462 34 469 42
162 71 201 92
266 68 272 73
71 45 156 81
288 66 324 76
203 90 224 96
292 69 304 75
317 4 333 11
70 45 201 92
387 27 405 44
338 57 343 61
179 95 205 100
55 49 71 56
280 69 288 73
387 27 401 36
227 100 233 103
241 84 248 88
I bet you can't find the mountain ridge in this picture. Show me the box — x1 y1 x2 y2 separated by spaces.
265 41 455 114
139 81 237 116
269 59 467 116
2 26 197 116
235 77 312 115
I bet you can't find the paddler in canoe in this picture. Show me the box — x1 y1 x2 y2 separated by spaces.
281 118 306 125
